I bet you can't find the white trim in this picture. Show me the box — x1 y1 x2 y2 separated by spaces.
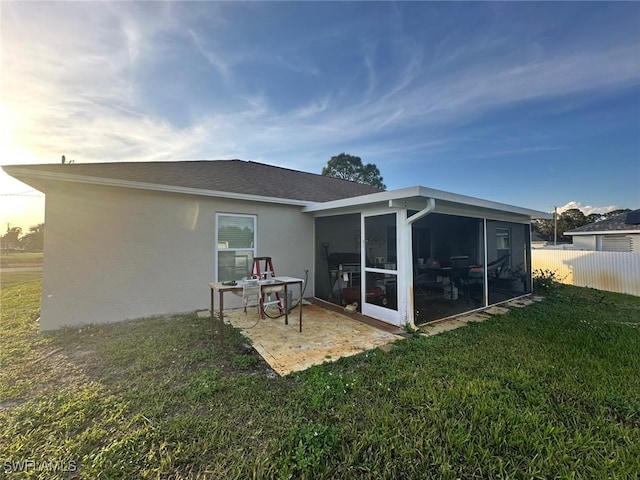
361 210 402 326
303 185 550 219
483 218 489 306
3 167 314 207
566 230 640 236
215 213 257 282
5 165 550 220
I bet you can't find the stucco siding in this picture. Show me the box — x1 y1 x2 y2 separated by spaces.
41 183 313 330
572 235 597 251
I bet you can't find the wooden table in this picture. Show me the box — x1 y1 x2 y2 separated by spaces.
209 276 304 343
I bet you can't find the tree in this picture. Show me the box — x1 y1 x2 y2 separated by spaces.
1 226 22 253
21 223 44 252
533 207 634 243
586 213 602 224
560 208 587 232
602 208 631 219
321 153 386 189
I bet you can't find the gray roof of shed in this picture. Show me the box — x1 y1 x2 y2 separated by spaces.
565 209 640 234
3 159 383 203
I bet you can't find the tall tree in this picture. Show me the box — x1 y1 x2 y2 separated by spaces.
534 208 602 242
321 153 386 189
602 208 631 219
21 223 44 252
561 208 587 231
586 213 603 224
0 226 22 252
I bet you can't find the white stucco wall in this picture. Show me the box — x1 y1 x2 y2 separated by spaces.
571 235 597 251
41 183 313 330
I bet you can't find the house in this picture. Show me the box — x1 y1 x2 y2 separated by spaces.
531 230 550 249
3 159 550 331
565 209 640 252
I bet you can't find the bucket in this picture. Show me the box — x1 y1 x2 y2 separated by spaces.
444 285 458 300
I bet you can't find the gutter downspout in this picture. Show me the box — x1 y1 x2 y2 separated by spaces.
404 198 435 327
405 198 435 226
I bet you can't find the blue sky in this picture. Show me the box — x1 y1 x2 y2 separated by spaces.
1 1 639 228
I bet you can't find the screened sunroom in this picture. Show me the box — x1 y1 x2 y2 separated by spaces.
306 187 548 327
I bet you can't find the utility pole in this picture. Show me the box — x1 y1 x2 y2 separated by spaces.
554 206 558 246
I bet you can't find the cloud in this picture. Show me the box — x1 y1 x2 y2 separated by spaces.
188 29 234 80
557 201 622 216
1 1 639 176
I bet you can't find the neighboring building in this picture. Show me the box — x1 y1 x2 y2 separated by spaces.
531 230 550 249
3 160 550 331
565 209 640 253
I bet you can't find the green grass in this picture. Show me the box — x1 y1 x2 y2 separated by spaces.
1 275 639 479
0 251 43 269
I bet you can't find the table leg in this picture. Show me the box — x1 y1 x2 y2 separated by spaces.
219 290 224 345
299 281 303 332
211 288 216 340
284 284 289 325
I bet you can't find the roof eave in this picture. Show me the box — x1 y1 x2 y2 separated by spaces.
2 166 314 207
303 185 551 219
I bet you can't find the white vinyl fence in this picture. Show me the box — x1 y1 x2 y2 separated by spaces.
532 249 640 297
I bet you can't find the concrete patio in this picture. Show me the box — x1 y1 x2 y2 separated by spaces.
221 295 544 376
222 301 405 375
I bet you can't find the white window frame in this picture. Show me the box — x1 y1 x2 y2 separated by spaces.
215 213 257 281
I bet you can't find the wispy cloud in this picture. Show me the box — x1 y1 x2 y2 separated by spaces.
188 29 234 81
2 1 638 175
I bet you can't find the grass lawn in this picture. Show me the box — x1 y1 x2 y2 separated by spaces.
1 273 639 479
0 251 43 269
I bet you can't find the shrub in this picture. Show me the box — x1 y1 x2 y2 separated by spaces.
533 268 559 293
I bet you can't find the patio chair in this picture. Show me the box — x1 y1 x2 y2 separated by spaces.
450 256 471 300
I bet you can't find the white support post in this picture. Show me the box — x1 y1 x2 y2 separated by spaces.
397 208 413 327
483 218 489 306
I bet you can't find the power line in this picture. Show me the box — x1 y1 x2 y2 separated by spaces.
0 190 44 197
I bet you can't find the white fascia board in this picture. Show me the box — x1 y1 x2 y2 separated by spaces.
433 202 532 223
3 167 314 207
566 230 640 236
303 185 551 219
416 185 551 219
302 186 423 213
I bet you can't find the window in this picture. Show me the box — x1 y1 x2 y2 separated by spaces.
496 228 511 265
216 214 256 281
602 235 632 252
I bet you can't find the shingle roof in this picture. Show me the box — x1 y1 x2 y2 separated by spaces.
4 160 384 203
566 209 640 233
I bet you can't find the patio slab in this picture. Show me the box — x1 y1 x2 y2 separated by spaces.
505 298 536 308
458 312 492 323
483 305 511 316
223 304 404 376
420 318 467 336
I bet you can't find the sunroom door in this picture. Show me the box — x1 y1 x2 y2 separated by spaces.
362 212 399 324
